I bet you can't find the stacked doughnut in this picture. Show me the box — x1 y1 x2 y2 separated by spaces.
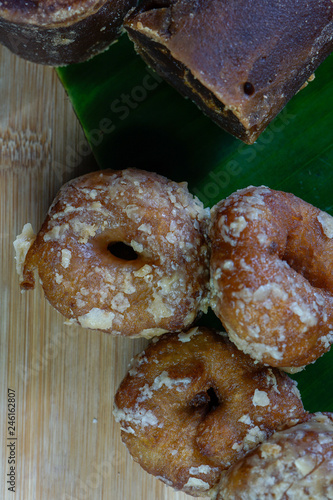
16 174 333 367
114 327 333 498
111 182 333 497
210 186 333 370
15 172 333 497
216 412 333 499
14 168 210 338
114 327 308 497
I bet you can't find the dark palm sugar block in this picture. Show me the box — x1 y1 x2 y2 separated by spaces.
125 0 333 144
0 0 138 66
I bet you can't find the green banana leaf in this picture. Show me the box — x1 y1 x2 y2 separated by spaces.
57 34 333 413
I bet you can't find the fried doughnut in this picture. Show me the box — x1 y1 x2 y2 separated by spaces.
216 412 333 500
15 168 210 337
113 327 306 497
210 185 333 369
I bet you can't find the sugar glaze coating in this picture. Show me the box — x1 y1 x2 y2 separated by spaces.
217 412 333 500
210 186 333 368
114 327 306 496
17 168 210 337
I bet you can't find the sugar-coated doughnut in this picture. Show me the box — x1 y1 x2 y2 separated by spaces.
216 412 333 500
210 185 333 368
15 168 210 337
113 327 306 497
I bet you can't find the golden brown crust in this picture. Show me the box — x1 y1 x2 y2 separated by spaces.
210 186 333 368
113 327 306 496
18 168 210 337
125 0 333 143
217 413 333 500
0 0 138 65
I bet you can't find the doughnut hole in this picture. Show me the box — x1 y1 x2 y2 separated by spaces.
114 328 307 495
189 386 221 419
107 242 138 261
20 169 210 337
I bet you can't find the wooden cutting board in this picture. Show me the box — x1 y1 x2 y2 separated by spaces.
0 45 191 500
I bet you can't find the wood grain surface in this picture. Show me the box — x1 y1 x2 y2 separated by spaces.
0 45 191 500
